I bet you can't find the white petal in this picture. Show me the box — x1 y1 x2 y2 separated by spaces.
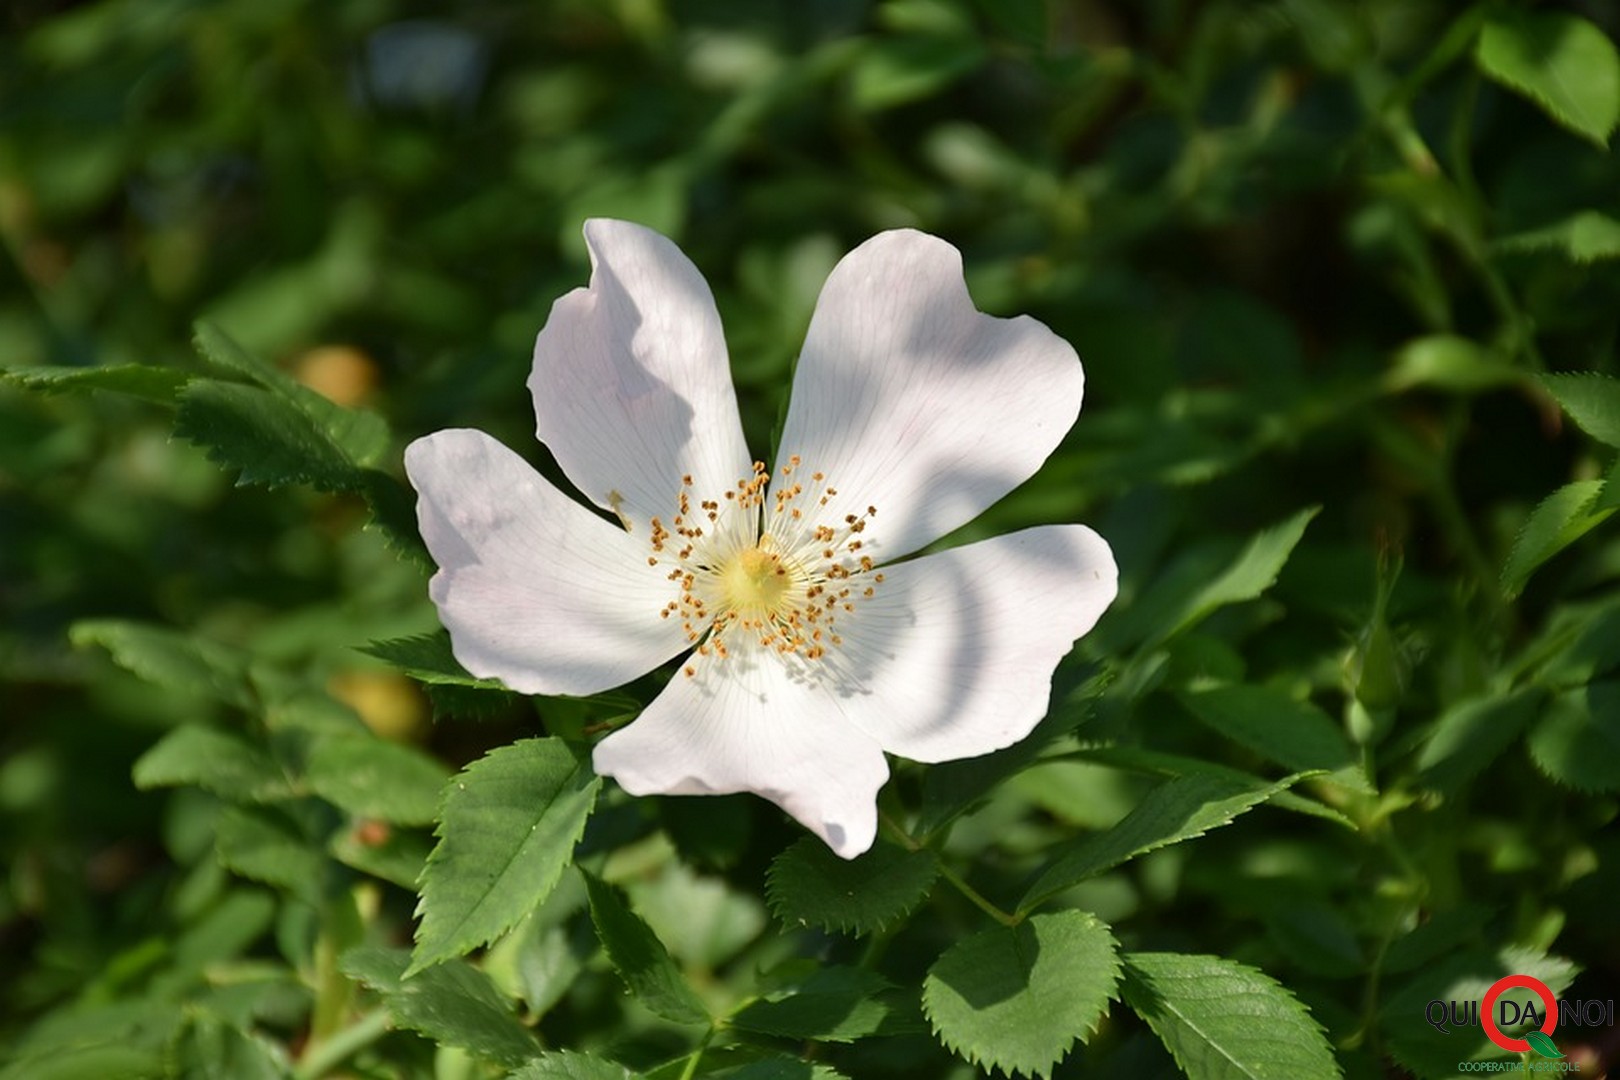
404 428 688 696
833 525 1117 763
592 643 889 858
530 219 752 537
773 230 1083 560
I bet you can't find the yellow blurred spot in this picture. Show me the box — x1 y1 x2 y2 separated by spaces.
328 669 428 741
294 345 380 407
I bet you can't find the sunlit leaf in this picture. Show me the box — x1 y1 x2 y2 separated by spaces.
342 946 540 1068
411 740 599 975
1121 952 1341 1080
1476 11 1620 147
923 910 1119 1079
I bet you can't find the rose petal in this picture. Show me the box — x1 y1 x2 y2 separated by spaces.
405 428 688 696
593 642 889 858
832 524 1116 762
530 219 752 536
773 230 1083 561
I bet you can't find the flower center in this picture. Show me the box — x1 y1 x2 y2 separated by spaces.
646 458 884 673
719 545 794 616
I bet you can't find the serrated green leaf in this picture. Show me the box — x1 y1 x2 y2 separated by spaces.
1180 685 1368 791
1416 687 1542 793
342 946 539 1067
1121 952 1341 1080
192 320 390 467
360 632 512 689
766 838 937 935
1020 772 1311 912
1499 210 1620 263
1156 508 1320 646
411 739 599 975
507 1051 634 1080
1477 11 1620 147
304 733 449 826
582 873 709 1025
132 725 289 801
1073 746 1355 829
1502 480 1611 596
1527 682 1620 793
1525 1030 1564 1059
733 966 919 1043
1380 946 1578 1077
1542 372 1620 448
923 910 1119 1080
215 805 324 899
176 380 363 491
3 363 190 403
70 619 252 707
171 1012 286 1080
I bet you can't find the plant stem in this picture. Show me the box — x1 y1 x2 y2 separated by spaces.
293 1009 391 1080
880 811 1021 928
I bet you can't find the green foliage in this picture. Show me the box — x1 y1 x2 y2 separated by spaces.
1021 773 1312 911
413 740 600 975
342 946 541 1067
1121 952 1341 1080
1476 11 1620 148
922 910 1119 1080
583 872 710 1026
765 839 938 935
7 1 1620 1077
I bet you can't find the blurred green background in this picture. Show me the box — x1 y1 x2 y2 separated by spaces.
4 1 1620 1077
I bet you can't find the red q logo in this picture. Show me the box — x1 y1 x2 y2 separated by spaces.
1480 974 1558 1053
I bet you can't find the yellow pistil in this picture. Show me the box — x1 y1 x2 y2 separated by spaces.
719 545 794 617
647 460 882 672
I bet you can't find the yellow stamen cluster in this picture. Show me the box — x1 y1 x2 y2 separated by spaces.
648 457 883 672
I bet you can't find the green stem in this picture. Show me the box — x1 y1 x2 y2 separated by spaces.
880 812 1020 928
293 1009 391 1080
676 1028 716 1080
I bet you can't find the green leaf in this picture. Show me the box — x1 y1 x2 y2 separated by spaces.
733 966 919 1043
341 946 540 1068
1416 687 1542 793
361 632 513 690
1180 685 1368 791
2 364 189 403
132 725 289 802
175 380 364 491
1499 210 1620 263
1020 772 1311 911
411 739 600 975
507 1051 634 1080
922 910 1119 1080
193 320 389 466
1155 508 1320 646
766 838 938 935
582 873 709 1025
1526 1031 1564 1059
70 619 252 707
171 1012 286 1080
1384 335 1519 393
1073 746 1355 829
1541 373 1620 448
1527 682 1620 793
1502 479 1612 596
1477 11 1620 147
329 820 432 890
850 36 987 110
1120 952 1341 1080
304 733 450 826
215 805 324 899
717 1060 850 1080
